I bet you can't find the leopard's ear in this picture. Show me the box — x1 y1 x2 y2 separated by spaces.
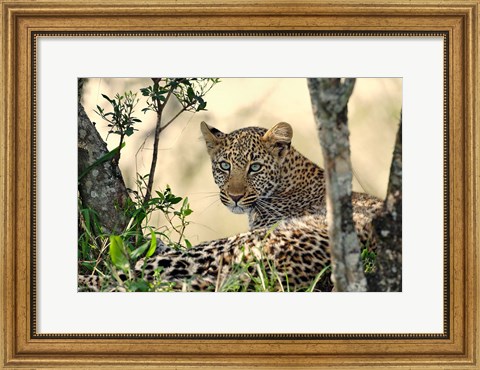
262 122 293 158
200 121 225 154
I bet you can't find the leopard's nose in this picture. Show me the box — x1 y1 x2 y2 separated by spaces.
229 193 244 204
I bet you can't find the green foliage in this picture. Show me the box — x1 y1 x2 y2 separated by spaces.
126 174 193 250
361 247 377 274
109 235 130 271
94 91 142 140
78 184 194 292
93 90 141 166
140 78 220 115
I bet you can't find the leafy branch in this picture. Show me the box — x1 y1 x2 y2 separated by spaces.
140 78 220 204
94 91 141 163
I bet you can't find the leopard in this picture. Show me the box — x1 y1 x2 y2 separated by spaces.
199 120 381 230
79 121 383 292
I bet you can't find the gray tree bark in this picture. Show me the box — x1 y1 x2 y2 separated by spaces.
307 78 367 292
78 102 129 234
368 115 402 292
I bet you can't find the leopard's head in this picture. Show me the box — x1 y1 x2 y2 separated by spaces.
200 121 293 215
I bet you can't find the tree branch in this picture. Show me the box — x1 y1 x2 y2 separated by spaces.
144 80 195 205
144 107 163 205
307 78 367 292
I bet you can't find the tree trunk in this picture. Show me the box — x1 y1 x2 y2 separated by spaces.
307 78 367 292
78 102 129 234
368 115 402 292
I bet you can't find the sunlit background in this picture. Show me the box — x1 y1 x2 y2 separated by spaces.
81 78 402 244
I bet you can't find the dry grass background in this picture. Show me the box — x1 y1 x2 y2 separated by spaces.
82 78 402 244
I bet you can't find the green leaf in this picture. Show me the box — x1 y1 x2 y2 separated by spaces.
146 228 157 258
187 86 195 101
130 241 150 260
125 127 134 136
78 142 125 181
128 280 151 292
196 101 207 111
101 94 114 103
182 208 193 216
170 196 182 205
130 207 147 222
80 261 95 271
109 235 130 271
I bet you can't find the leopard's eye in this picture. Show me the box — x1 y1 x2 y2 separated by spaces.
249 163 262 173
219 161 231 171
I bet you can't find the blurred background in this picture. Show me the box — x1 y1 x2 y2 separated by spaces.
81 78 402 244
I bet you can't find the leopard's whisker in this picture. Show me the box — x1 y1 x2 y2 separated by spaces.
255 199 285 219
197 198 222 216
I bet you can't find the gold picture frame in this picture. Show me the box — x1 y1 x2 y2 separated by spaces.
1 0 478 368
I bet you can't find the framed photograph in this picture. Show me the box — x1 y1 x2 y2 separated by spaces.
1 1 478 368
